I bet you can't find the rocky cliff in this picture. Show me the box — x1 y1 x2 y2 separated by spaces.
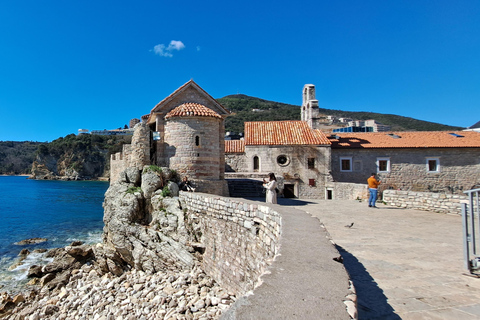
30 134 129 180
99 165 201 274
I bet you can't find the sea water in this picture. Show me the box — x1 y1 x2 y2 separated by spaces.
0 176 108 293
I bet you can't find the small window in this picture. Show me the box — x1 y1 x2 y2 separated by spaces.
307 158 315 169
195 136 200 146
427 158 440 172
377 158 390 173
253 156 259 172
340 157 352 172
277 155 290 167
309 179 316 186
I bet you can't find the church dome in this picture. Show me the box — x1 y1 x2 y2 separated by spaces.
165 103 222 120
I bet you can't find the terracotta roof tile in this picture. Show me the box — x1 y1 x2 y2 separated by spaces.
244 121 331 146
165 103 222 120
225 140 245 153
330 131 480 148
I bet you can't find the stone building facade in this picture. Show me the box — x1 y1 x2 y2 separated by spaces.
329 131 480 194
225 121 333 199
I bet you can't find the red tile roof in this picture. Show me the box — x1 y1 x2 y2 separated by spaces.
225 140 245 153
165 103 222 119
330 131 480 148
244 121 331 146
149 80 229 119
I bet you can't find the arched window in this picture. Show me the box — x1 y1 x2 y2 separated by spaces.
253 156 259 172
195 135 200 146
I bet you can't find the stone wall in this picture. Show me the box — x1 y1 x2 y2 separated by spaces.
164 117 222 180
110 145 131 183
331 148 480 194
225 153 246 172
179 192 281 295
383 190 468 214
110 123 150 183
326 182 369 200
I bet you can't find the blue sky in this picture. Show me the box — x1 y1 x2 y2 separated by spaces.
1 1 479 142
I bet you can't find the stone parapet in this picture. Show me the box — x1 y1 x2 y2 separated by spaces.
179 192 281 295
383 189 468 215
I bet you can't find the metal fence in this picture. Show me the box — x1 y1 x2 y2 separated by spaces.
462 188 480 274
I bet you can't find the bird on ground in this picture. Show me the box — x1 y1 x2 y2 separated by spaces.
333 256 343 264
344 223 354 228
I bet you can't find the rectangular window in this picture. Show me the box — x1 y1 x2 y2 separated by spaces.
426 158 440 172
309 179 316 186
377 158 390 173
307 158 315 169
340 157 352 172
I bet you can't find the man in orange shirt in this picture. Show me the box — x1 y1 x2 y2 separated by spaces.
367 173 381 208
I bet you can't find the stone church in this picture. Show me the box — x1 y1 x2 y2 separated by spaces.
110 80 230 196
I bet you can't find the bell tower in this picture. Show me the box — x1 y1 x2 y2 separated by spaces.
301 84 320 129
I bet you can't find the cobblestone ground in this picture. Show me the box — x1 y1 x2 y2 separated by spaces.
278 198 480 320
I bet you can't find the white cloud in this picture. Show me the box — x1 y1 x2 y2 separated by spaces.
153 40 185 57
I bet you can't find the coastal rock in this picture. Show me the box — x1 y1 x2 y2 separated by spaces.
14 238 48 245
101 168 196 274
125 167 141 185
167 180 180 197
28 265 44 278
141 169 163 199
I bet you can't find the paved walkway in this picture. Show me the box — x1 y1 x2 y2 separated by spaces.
283 198 480 320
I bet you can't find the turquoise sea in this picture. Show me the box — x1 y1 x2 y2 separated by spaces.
0 176 108 293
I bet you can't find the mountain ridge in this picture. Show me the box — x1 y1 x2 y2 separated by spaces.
217 94 463 134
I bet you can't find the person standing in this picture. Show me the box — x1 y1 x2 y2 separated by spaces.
263 172 278 204
367 173 381 207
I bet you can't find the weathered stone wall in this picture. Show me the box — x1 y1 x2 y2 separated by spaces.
110 123 150 183
331 148 480 194
164 117 221 180
326 182 369 200
244 145 331 199
225 153 246 172
110 145 132 183
179 192 281 295
383 190 468 214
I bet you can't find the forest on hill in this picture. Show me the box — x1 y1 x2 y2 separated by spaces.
218 94 463 134
0 135 128 177
0 141 46 175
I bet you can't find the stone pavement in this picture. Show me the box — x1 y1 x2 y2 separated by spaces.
284 198 480 320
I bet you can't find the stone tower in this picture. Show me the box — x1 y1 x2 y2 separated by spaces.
301 84 320 129
145 80 230 196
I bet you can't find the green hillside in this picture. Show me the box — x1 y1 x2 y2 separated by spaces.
218 94 463 133
0 141 46 175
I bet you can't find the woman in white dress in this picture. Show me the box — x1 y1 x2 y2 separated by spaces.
263 172 278 204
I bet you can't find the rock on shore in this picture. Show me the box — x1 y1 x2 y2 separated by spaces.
1 166 235 319
2 261 235 319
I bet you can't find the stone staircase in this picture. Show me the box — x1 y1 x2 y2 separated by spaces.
226 179 264 198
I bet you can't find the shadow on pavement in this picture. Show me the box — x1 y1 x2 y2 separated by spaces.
277 198 317 206
336 245 401 320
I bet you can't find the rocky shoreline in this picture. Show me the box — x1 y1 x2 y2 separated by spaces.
1 166 238 319
1 242 235 320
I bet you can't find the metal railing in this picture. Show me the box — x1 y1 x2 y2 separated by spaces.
462 188 480 274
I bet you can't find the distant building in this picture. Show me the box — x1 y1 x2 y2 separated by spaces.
78 129 90 135
129 118 141 128
91 128 134 136
464 121 480 132
333 119 390 133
